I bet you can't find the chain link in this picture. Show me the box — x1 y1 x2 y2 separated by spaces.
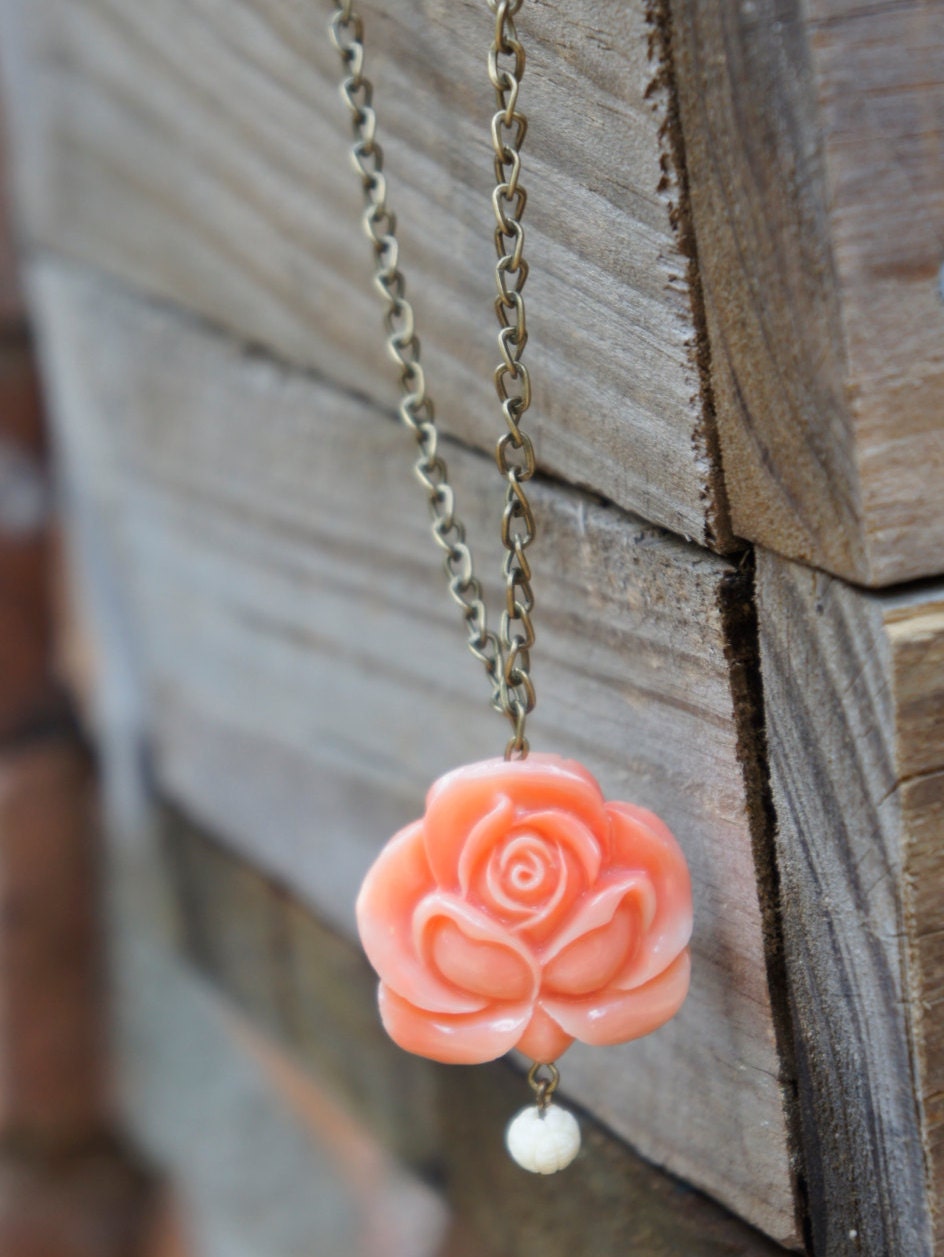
488 0 536 758
329 0 536 759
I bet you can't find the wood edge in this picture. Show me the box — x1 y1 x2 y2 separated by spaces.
900 769 944 1251
716 549 808 1249
646 0 735 556
886 586 944 1252
668 0 876 586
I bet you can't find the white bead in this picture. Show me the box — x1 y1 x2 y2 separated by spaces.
505 1103 581 1174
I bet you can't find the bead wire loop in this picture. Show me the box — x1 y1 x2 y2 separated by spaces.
527 1060 560 1113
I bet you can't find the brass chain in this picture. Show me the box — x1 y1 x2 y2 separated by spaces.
489 0 536 758
329 0 536 759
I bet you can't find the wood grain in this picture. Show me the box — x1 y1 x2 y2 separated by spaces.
0 0 727 549
158 809 792 1257
672 0 944 585
757 553 944 1256
29 261 798 1244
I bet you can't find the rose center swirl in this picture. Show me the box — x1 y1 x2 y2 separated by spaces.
497 839 550 900
488 833 558 909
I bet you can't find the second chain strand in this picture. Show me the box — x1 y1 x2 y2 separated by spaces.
329 0 537 757
490 0 537 757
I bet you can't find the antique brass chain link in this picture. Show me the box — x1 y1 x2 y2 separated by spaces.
328 0 537 759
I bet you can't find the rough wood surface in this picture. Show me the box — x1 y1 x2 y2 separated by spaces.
158 811 791 1257
757 553 944 1256
672 0 944 585
0 0 728 550
29 261 798 1244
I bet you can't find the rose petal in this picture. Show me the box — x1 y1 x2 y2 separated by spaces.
378 984 531 1065
606 804 693 989
542 872 655 964
414 893 539 1005
543 951 691 1046
542 900 637 997
515 1003 575 1062
424 754 608 891
430 919 536 1002
457 795 515 896
356 823 486 1015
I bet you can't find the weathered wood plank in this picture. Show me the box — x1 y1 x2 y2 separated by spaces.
158 809 792 1257
0 0 726 549
672 0 944 585
757 553 944 1256
30 261 798 1243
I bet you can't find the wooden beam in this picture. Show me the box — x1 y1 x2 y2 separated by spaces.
671 0 944 585
29 261 799 1244
757 552 944 1256
0 0 728 549
159 808 792 1257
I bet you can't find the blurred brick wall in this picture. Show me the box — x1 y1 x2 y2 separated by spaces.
0 91 170 1257
0 114 21 324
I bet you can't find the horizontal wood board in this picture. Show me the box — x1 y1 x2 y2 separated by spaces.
150 813 794 1257
0 0 725 549
757 553 944 1256
672 0 944 585
30 261 798 1244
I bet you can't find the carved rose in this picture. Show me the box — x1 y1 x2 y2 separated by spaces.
356 754 693 1064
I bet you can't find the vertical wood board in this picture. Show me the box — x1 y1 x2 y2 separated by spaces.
758 553 944 1256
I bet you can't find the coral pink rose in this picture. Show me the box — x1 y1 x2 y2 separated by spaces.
356 754 692 1064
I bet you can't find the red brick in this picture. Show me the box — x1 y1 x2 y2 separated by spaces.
0 739 110 1147
0 1147 162 1257
0 338 43 453
0 338 60 738
140 1193 193 1257
0 99 23 329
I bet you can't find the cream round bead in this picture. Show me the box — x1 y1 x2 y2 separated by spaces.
505 1103 581 1174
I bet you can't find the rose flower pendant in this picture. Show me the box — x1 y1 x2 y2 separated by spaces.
357 754 692 1066
357 754 693 1172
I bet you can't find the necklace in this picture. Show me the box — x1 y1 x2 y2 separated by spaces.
329 0 693 1174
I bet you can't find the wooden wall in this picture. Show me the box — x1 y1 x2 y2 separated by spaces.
1 0 942 1253
29 262 798 1244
